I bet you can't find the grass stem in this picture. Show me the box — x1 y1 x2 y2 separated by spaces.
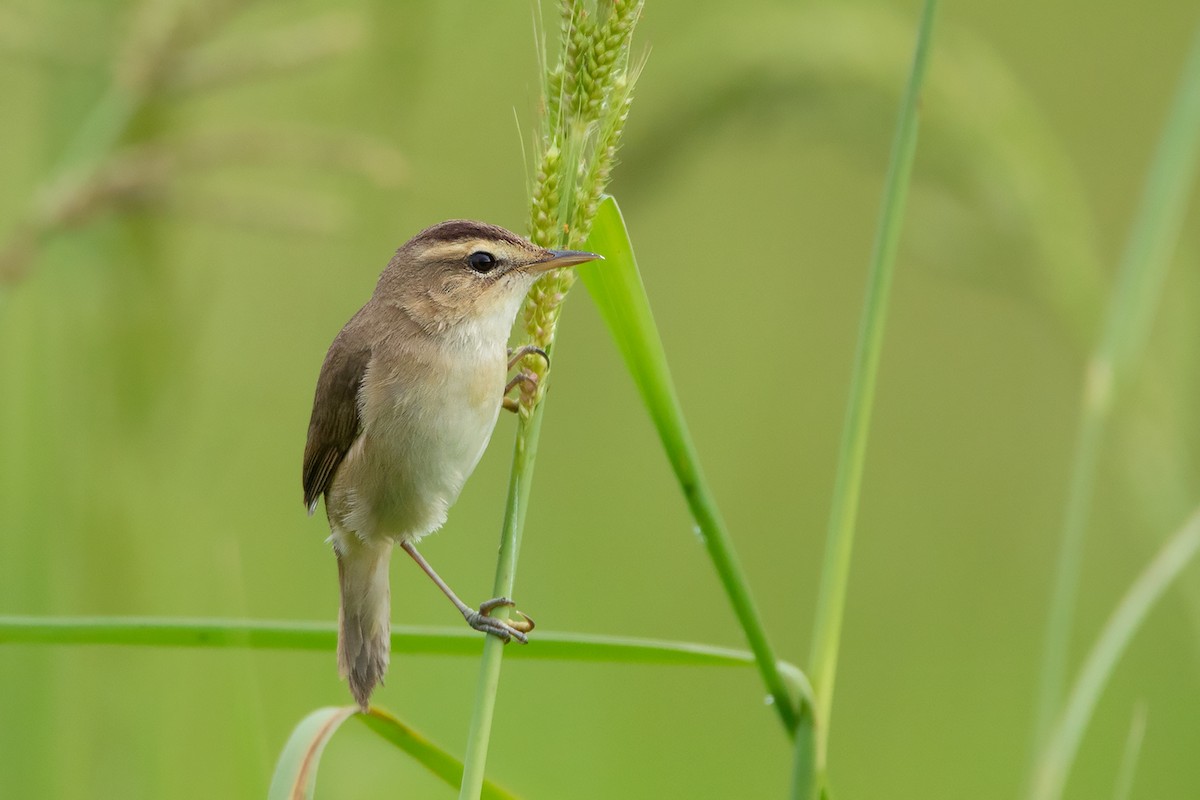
458 3 643 794
801 0 937 787
1031 19 1200 757
459 402 547 800
1030 505 1200 800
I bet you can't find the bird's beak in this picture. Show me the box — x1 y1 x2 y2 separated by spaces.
527 249 603 274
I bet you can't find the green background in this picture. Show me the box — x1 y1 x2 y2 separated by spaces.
2 0 1199 797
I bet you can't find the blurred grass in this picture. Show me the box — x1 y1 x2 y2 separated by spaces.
621 4 1106 348
2 0 1200 798
1111 704 1147 800
1031 15 1200 775
803 3 935 795
1031 505 1200 799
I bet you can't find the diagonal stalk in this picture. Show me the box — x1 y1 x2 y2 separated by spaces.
578 197 800 733
800 0 937 790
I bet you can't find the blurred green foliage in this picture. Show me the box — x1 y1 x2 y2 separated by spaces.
1 0 1199 798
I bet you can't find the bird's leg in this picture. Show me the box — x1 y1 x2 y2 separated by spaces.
400 540 534 643
502 346 547 414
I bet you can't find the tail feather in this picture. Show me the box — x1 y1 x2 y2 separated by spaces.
334 535 393 711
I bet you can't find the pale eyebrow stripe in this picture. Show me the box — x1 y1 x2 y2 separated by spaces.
416 241 482 262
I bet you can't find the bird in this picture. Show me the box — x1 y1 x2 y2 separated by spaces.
302 219 600 710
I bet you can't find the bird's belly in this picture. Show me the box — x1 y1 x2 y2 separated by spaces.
330 357 503 542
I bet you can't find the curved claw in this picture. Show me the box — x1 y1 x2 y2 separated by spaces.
503 372 539 414
467 597 533 644
504 371 538 396
510 611 535 634
508 345 550 371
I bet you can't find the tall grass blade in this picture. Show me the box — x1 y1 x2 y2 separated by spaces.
1030 505 1200 800
802 0 937 789
578 195 802 733
1032 20 1200 754
268 706 518 800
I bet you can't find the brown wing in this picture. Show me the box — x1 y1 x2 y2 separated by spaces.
302 328 371 515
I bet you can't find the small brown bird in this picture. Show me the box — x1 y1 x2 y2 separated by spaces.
302 220 599 710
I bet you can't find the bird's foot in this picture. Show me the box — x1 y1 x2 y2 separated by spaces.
464 597 535 644
507 345 549 371
502 371 539 414
503 345 548 414
504 371 538 395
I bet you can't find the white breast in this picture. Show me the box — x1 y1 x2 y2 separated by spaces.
328 327 509 544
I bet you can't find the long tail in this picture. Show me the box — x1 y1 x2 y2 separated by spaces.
333 533 393 711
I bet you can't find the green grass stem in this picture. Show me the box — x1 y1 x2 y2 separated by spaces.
458 401 547 800
578 196 801 733
1032 20 1200 755
458 4 643 794
801 0 937 787
1029 505 1200 800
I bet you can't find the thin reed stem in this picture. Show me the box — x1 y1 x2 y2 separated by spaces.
458 4 643 795
801 0 937 790
459 401 547 800
1031 19 1200 757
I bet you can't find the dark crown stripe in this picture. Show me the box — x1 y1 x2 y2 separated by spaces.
408 220 527 248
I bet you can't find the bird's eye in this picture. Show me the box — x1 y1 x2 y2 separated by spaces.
467 251 498 273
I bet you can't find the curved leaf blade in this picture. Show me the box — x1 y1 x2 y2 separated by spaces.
360 708 521 800
1030 505 1200 800
268 706 520 800
268 706 357 800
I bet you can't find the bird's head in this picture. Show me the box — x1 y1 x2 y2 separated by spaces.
376 220 600 342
